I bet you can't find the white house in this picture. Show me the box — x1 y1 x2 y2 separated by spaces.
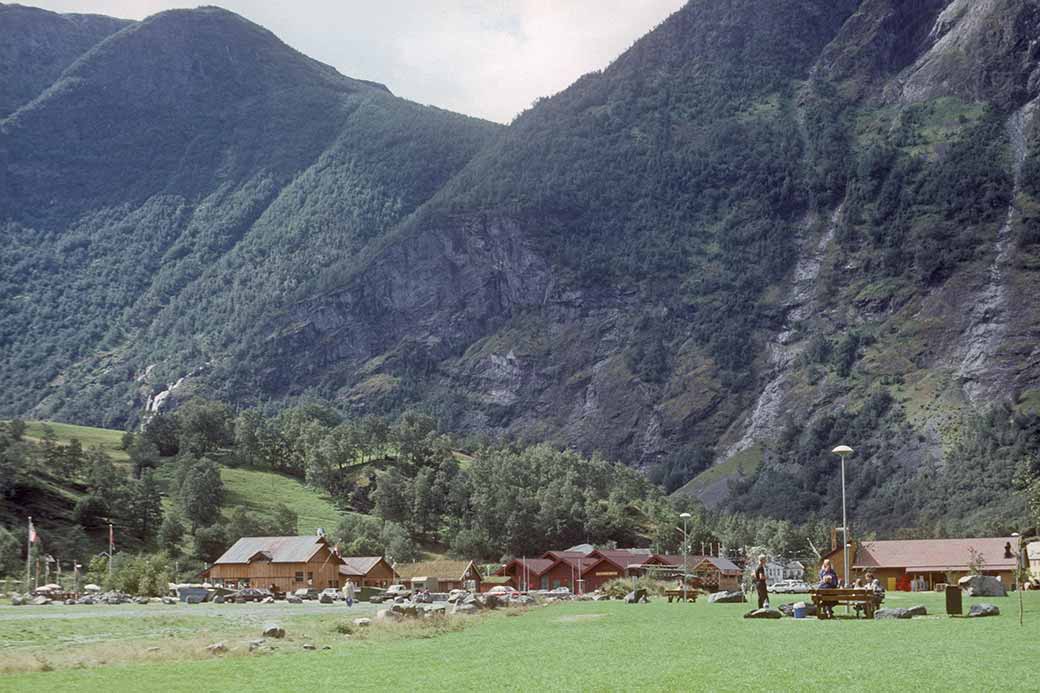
764 561 785 583
784 560 805 580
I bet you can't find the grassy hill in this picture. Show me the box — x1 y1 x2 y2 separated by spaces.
23 420 128 463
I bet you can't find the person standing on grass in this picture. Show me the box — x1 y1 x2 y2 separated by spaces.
344 579 356 607
754 555 770 609
818 559 838 618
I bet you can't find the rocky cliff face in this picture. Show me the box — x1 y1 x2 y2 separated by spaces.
5 1 1040 530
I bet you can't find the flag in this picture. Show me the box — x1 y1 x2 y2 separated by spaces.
29 520 38 545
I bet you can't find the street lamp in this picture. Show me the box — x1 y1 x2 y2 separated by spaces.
680 512 692 603
832 445 853 596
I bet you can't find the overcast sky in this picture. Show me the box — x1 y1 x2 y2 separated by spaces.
25 1 686 123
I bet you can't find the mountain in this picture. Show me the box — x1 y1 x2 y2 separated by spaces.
4 1 1040 535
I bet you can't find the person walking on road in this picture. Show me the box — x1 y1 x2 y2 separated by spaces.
343 579 356 607
754 555 770 609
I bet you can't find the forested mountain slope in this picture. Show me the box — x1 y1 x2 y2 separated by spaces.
5 1 1040 535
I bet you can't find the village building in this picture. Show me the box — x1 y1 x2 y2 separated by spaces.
1027 542 1040 582
784 560 806 580
395 559 482 592
821 537 1018 590
659 555 743 592
203 535 343 593
764 560 785 583
338 556 398 588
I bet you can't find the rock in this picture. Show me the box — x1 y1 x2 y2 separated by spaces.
462 595 484 610
261 596 275 604
482 594 505 609
743 608 783 619
390 603 418 618
968 603 1000 618
64 599 76 605
161 597 177 605
287 595 303 604
319 594 334 604
31 596 52 606
376 608 397 621
590 593 609 601
708 591 746 604
874 608 911 620
624 589 649 604
452 602 480 616
907 605 928 617
511 595 535 607
207 642 227 654
262 624 285 639
958 575 1007 598
10 594 25 606
75 596 96 605
248 640 264 652
146 646 161 653
302 643 316 650
322 646 331 650
352 617 371 627
134 597 150 605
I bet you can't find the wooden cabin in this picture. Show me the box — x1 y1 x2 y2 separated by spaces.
394 560 481 592
203 535 343 594
338 556 398 588
822 537 1018 590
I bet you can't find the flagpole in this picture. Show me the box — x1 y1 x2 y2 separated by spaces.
108 520 114 579
25 516 32 593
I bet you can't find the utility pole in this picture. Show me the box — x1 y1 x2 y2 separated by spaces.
107 519 115 580
680 513 691 603
25 516 32 593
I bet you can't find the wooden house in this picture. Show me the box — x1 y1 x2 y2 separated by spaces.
203 535 343 594
821 536 1018 590
338 556 398 588
394 559 482 592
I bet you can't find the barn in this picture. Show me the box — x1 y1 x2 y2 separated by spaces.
203 535 344 594
394 560 482 592
338 556 398 588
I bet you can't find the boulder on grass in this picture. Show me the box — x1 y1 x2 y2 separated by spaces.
708 591 746 604
352 617 371 628
481 594 505 609
511 595 536 607
32 596 52 606
452 602 479 616
134 596 150 605
874 608 911 620
907 605 928 617
262 624 285 638
287 596 303 604
624 588 650 604
319 593 334 604
968 603 1000 618
207 642 227 654
958 575 1007 598
10 594 25 606
161 597 177 605
744 608 782 619
261 596 275 604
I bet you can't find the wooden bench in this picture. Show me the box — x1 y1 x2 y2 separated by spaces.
665 589 698 603
810 588 884 619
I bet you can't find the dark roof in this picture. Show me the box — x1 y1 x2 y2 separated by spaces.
544 551 597 570
498 558 556 576
339 556 393 577
592 549 654 570
852 537 1017 572
213 536 336 565
660 555 742 575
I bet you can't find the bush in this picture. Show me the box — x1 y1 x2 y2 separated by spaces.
598 577 669 599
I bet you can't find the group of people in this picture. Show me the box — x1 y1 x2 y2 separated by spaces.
752 555 885 617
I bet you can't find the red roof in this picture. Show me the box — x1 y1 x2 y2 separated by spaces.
851 537 1017 572
498 558 556 576
591 549 654 571
543 551 596 570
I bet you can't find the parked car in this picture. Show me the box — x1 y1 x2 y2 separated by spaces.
293 587 320 600
385 584 412 599
319 588 342 601
548 586 571 596
770 579 810 594
226 588 272 603
487 585 520 599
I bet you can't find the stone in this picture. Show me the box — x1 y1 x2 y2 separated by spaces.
207 642 227 654
248 640 265 652
958 575 1007 598
10 594 25 606
452 602 480 616
874 608 911 620
261 596 275 604
511 595 535 607
482 594 505 609
302 643 316 650
708 590 746 604
376 608 397 621
262 624 286 639
64 599 76 605
968 603 1000 618
146 646 161 653
75 596 96 605
287 595 303 604
31 596 52 606
907 605 928 617
319 594 334 604
390 603 418 618
743 608 783 619
352 617 371 627
161 597 177 605
134 596 150 605
624 589 649 604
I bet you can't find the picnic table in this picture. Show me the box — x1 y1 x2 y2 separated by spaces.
810 588 884 619
665 589 698 603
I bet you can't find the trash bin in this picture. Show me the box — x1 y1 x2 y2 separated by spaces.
945 584 962 615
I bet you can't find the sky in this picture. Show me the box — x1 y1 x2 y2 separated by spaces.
25 1 687 123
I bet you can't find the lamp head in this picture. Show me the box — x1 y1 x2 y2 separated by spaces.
832 444 854 456
679 512 692 519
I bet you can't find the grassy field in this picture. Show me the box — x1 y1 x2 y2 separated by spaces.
3 591 1037 692
219 466 344 533
21 421 129 462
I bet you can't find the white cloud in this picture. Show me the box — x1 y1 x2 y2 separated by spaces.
23 0 686 122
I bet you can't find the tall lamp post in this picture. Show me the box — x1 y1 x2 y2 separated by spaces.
680 512 692 602
832 445 854 594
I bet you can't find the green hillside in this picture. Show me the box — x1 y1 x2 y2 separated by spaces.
23 421 128 463
219 466 342 535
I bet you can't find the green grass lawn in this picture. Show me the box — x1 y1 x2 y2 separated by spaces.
4 591 1037 692
21 421 129 462
219 466 344 534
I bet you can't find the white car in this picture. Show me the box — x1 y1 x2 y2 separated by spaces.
770 579 810 594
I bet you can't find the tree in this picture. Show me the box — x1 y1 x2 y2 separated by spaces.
128 438 161 479
175 399 233 458
120 430 135 451
180 459 224 530
126 472 164 544
142 414 179 457
411 466 437 537
158 512 186 557
372 468 411 524
0 526 21 577
380 521 419 564
193 525 229 563
271 503 298 535
8 419 26 441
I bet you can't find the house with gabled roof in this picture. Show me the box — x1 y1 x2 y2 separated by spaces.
339 556 398 588
203 535 344 593
394 559 482 592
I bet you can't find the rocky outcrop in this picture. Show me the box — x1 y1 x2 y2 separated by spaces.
958 575 1008 597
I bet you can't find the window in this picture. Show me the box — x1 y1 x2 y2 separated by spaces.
540 576 549 590
307 572 314 581
295 572 304 583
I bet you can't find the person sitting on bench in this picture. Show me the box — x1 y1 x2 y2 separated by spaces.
817 559 838 618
